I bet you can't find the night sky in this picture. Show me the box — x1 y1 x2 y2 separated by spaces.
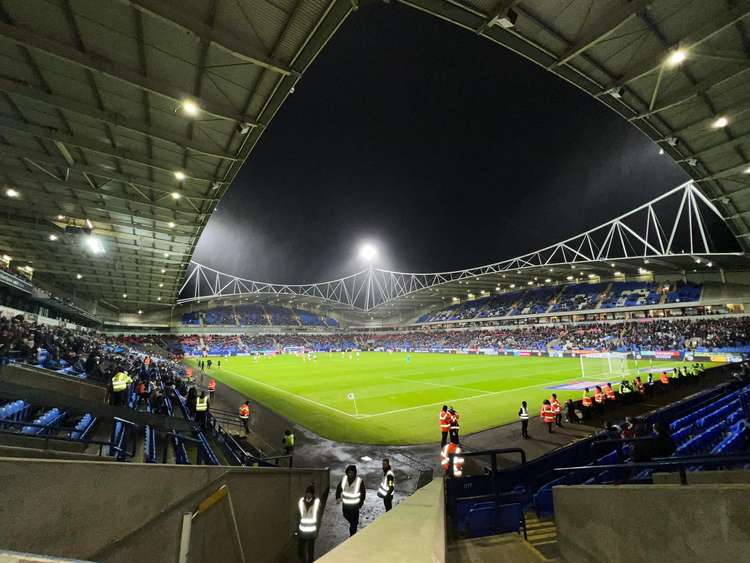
192 2 689 284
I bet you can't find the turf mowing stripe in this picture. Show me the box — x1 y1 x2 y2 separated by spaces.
221 368 360 419
382 375 494 394
362 376 574 418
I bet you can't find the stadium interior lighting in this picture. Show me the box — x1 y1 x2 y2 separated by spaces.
159 283 164 288
545 278 552 283
659 148 665 155
493 8 517 29
509 284 516 288
161 268 166 273
76 274 82 279
606 87 624 99
359 243 377 262
566 275 574 281
695 258 701 263
157 296 162 301
666 137 678 147
180 99 200 116
588 273 596 279
1 255 11 261
122 293 127 299
138 310 143 315
712 116 729 129
527 281 533 285
707 261 713 267
164 252 170 258
168 222 176 228
57 214 65 220
5 188 19 198
85 218 93 229
171 191 181 199
614 271 623 276
666 48 687 67
173 171 186 181
48 234 57 241
744 165 750 174
85 236 104 255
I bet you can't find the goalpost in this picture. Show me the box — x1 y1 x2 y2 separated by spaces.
579 352 631 379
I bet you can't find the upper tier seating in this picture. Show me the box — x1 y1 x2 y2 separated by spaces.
667 281 702 303
600 281 660 309
550 283 609 312
509 286 559 316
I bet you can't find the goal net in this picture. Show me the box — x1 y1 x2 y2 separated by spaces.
579 352 630 379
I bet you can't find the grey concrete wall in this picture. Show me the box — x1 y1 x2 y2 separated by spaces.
0 458 328 563
317 479 445 563
554 484 750 563
0 365 106 403
653 470 750 485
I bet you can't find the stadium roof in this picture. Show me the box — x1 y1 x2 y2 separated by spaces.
2 1 750 315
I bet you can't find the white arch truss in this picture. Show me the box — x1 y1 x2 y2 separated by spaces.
178 181 742 310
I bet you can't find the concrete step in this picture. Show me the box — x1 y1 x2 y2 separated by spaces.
449 533 551 562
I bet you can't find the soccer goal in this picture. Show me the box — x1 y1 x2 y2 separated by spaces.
579 352 630 379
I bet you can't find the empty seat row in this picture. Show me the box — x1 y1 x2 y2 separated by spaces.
21 408 65 435
68 414 96 440
676 420 731 456
669 388 745 432
711 422 747 455
0 400 31 427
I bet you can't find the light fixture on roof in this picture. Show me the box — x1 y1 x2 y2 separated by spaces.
85 236 104 255
359 242 377 262
211 181 221 190
180 99 200 117
57 214 65 220
545 278 552 283
643 259 650 264
48 234 58 241
744 165 750 174
237 122 252 135
159 283 164 288
707 261 713 267
1 254 11 261
164 252 170 258
76 273 82 279
173 171 186 182
712 116 729 129
168 222 176 228
588 273 596 279
666 137 678 147
614 271 623 276
527 281 533 285
85 218 93 229
606 87 624 99
566 275 574 281
138 309 143 315
161 268 166 274
5 188 19 198
171 191 182 200
686 157 698 167
492 7 518 29
659 148 665 155
666 48 687 67
157 296 162 301
122 293 128 299
695 257 701 264
509 283 515 288
571 265 576 269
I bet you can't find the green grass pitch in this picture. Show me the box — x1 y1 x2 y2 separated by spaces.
186 352 708 445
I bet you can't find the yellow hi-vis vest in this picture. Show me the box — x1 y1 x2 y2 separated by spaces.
340 476 362 506
298 497 320 537
112 372 131 392
196 397 208 412
283 433 295 448
377 469 394 498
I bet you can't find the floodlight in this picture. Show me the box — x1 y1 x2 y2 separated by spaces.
181 99 200 116
168 222 176 228
509 284 516 288
57 214 65 220
614 271 623 276
76 274 83 279
161 268 166 274
544 278 551 283
707 262 713 267
359 243 377 262
744 166 750 174
666 49 687 67
606 87 624 99
659 148 665 155
712 116 728 129
493 8 517 29
122 293 128 299
157 296 162 301
5 188 19 198
48 234 58 241
1 255 11 261
173 171 186 181
159 283 164 288
164 252 170 258
138 310 143 315
566 275 574 281
86 236 104 255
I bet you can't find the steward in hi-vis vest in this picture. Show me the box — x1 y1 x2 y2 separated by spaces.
335 465 366 537
518 401 530 439
296 485 320 563
439 405 451 447
377 458 396 512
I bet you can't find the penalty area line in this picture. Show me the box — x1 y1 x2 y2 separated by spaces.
222 368 362 419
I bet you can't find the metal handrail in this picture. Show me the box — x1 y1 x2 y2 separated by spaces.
553 452 750 484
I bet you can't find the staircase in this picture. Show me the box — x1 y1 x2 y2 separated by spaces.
525 513 559 559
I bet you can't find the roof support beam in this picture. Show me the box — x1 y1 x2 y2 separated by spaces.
0 78 236 161
607 0 750 88
475 1 519 35
118 0 292 77
0 21 261 125
551 0 653 68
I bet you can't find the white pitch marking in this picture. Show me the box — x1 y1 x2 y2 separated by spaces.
363 376 575 418
222 368 360 419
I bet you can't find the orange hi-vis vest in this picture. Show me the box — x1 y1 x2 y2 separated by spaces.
239 404 250 419
582 392 593 407
439 410 451 431
450 412 460 431
604 385 616 400
636 380 646 393
208 379 217 391
441 443 464 477
594 389 604 404
541 404 556 423
550 398 561 414
660 373 670 385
